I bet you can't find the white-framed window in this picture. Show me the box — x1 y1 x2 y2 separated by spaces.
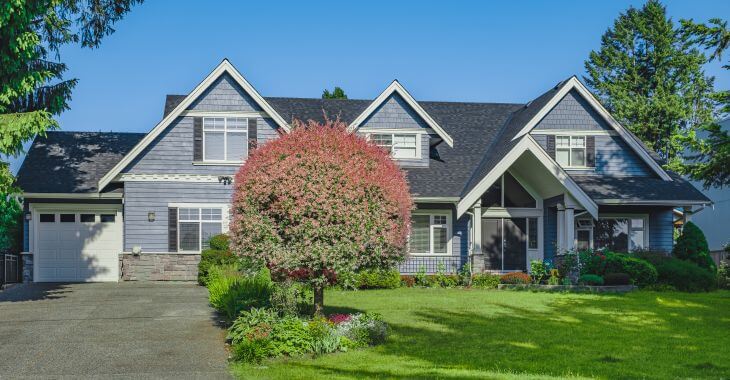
203 117 248 162
409 212 451 255
527 217 538 250
369 133 418 159
178 207 224 252
593 216 648 252
556 135 586 168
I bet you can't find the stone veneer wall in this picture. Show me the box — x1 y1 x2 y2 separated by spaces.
120 254 200 281
22 253 33 283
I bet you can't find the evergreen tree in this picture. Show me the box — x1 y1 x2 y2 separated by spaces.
322 86 347 99
673 221 716 272
584 0 715 168
0 0 142 194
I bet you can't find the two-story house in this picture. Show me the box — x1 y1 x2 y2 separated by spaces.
15 59 711 282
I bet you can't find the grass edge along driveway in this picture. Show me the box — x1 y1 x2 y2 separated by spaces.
232 288 730 379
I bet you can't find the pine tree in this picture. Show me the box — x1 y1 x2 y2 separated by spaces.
584 0 715 168
322 87 348 99
673 222 715 272
0 0 142 194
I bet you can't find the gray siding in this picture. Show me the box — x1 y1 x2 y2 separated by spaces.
649 208 674 253
532 134 652 176
123 116 278 174
534 90 611 131
189 73 263 112
400 204 469 274
123 181 234 252
358 93 431 168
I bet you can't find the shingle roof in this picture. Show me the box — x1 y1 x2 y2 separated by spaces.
572 173 711 203
16 131 145 193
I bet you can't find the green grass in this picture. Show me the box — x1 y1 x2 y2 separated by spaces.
231 288 730 379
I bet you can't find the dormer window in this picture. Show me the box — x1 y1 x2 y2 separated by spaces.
370 133 418 159
556 136 586 168
203 117 248 162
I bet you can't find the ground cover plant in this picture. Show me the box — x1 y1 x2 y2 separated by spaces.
232 288 730 379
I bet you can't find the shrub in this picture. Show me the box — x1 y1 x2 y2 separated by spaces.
333 313 388 347
547 275 560 285
432 273 459 288
356 269 401 289
673 222 716 272
471 273 500 288
198 244 236 285
718 260 730 289
603 253 657 287
228 307 279 344
603 273 631 285
229 119 412 314
578 274 604 286
308 317 340 355
270 280 312 316
400 275 415 287
529 260 548 284
414 266 428 287
207 266 274 321
268 316 313 356
458 263 472 287
653 258 717 292
499 272 531 285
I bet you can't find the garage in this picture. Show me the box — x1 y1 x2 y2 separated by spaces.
31 205 122 282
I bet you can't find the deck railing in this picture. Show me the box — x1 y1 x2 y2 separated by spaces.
399 255 466 274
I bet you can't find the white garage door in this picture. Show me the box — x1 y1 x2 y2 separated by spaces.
34 208 122 282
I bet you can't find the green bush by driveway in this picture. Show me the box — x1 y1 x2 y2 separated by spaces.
232 288 730 379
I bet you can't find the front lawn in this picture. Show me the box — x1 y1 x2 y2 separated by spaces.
232 288 730 379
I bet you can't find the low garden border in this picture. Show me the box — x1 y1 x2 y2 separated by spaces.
498 284 637 293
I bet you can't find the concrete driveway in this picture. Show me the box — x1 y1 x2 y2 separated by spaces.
0 282 231 379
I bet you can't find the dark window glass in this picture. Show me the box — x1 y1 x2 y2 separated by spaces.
594 218 629 252
577 230 591 250
60 214 76 223
481 180 502 208
528 218 538 249
201 222 222 250
179 222 200 251
410 215 431 253
40 214 55 223
100 214 115 223
80 214 95 223
503 173 536 208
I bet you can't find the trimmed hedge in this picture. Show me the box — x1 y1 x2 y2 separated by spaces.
578 274 604 286
471 273 500 289
603 273 631 286
653 259 717 292
356 269 401 289
499 272 531 285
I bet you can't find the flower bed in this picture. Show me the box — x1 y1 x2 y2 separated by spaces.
497 284 637 293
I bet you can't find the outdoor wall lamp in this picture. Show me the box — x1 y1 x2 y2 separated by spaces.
148 212 155 222
24 212 32 221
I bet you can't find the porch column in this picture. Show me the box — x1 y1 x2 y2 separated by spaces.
564 207 575 251
472 201 485 272
556 206 565 253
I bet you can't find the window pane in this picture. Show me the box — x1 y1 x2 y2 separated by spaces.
433 226 448 254
226 131 248 161
631 218 644 229
577 230 591 250
201 222 222 249
227 117 247 130
433 215 447 225
100 214 115 223
528 218 538 249
204 132 225 160
594 218 629 252
371 134 393 151
571 149 585 167
571 136 585 147
481 180 502 208
40 214 55 223
410 215 430 253
556 136 570 147
60 214 75 223
203 117 225 130
631 230 645 250
393 134 416 146
80 214 95 223
179 222 200 251
392 147 417 159
179 208 199 221
503 173 536 208
556 149 570 166
201 208 222 221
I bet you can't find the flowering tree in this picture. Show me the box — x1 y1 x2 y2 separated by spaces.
230 118 412 314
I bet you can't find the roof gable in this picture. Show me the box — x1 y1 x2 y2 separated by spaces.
511 76 671 181
97 59 290 191
347 80 454 147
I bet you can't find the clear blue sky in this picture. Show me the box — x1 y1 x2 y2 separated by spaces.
8 0 730 173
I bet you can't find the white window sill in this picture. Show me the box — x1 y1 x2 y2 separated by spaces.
408 253 452 256
192 161 243 166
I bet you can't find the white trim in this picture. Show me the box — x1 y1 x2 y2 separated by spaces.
413 197 459 203
457 135 598 219
120 251 201 255
22 192 123 199
119 174 231 183
167 202 230 209
511 77 671 181
358 128 432 135
594 213 650 251
555 135 587 168
181 110 269 118
366 132 421 160
482 208 543 218
596 199 711 206
408 210 453 256
202 116 248 163
173 203 230 253
347 80 454 147
192 162 242 166
530 130 619 136
97 59 291 191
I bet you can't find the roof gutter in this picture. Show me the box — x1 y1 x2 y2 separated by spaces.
596 199 713 206
22 192 123 199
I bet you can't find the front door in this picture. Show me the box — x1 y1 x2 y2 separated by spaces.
481 218 527 271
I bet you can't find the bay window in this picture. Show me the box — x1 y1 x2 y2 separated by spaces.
556 136 586 168
370 133 418 159
203 117 248 162
409 213 450 255
179 207 224 251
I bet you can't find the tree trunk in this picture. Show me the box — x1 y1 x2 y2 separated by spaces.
313 284 324 316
